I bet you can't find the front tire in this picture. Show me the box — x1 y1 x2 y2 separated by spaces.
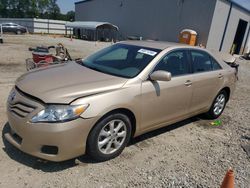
205 90 228 119
87 113 132 161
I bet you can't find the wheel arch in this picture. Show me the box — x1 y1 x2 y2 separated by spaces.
87 108 137 142
221 87 231 102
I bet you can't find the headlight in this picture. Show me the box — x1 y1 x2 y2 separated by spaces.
31 104 89 123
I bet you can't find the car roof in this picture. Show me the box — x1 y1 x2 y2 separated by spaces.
119 40 230 66
119 40 229 62
119 40 190 50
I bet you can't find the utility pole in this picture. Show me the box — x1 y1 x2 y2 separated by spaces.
0 24 3 43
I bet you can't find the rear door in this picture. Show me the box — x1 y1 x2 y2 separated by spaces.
188 50 224 113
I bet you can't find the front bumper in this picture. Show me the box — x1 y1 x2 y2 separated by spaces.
5 88 96 162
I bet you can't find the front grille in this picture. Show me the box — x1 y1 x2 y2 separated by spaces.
9 102 36 118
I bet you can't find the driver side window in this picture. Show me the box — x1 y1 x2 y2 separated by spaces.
153 50 190 77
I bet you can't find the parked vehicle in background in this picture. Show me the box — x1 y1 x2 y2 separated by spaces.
4 41 237 162
1 23 27 34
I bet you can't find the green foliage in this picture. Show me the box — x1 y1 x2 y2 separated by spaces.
0 0 75 21
66 10 75 21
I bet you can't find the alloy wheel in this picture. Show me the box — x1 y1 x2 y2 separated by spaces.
97 119 127 155
213 93 226 116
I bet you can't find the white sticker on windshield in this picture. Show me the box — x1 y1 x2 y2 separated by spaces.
138 49 157 56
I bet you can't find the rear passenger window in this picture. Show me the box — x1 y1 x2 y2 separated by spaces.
153 50 190 76
191 51 212 73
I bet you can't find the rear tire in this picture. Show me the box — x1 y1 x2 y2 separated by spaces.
205 90 228 119
87 113 132 161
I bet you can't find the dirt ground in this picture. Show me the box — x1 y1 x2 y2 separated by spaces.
0 35 249 188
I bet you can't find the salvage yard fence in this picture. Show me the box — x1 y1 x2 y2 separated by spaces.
0 18 72 35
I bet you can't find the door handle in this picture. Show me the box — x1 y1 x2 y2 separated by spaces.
185 80 192 86
218 74 224 79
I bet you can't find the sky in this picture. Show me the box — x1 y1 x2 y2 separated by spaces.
231 0 250 11
57 0 250 14
57 0 79 14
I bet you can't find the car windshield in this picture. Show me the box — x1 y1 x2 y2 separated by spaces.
81 43 161 78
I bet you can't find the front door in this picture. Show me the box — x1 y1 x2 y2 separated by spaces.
140 49 193 130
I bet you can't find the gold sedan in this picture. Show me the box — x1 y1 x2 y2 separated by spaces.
5 41 237 161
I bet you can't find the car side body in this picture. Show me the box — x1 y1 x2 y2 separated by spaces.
5 41 237 161
1 23 27 34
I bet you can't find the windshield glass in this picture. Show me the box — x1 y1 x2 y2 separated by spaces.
82 44 161 78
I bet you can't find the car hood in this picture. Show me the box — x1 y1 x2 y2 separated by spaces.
16 62 128 104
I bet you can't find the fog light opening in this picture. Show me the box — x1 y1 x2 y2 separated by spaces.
12 133 22 145
41 145 58 155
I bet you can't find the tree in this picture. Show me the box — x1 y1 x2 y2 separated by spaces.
46 0 61 19
66 10 75 21
27 0 39 18
0 0 11 17
0 0 73 21
38 0 49 15
0 3 3 18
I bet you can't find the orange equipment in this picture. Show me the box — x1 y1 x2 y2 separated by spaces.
179 29 197 46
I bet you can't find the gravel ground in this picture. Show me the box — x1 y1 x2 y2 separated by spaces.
0 35 249 188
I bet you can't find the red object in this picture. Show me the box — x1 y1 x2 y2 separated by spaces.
220 168 235 188
32 52 53 64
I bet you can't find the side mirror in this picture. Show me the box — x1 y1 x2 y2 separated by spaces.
150 70 172 81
